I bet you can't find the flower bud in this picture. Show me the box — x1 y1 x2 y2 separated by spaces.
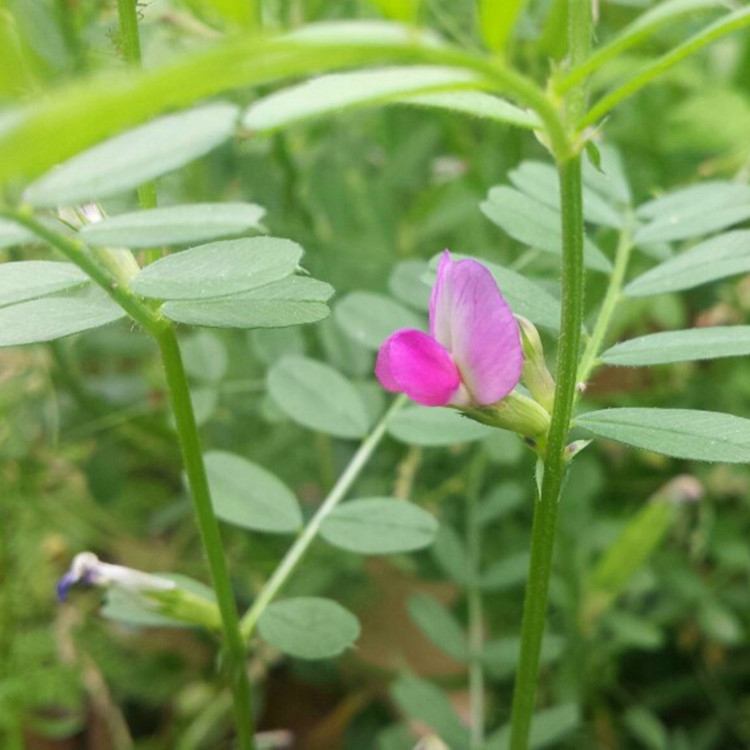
463 390 551 448
516 316 555 413
60 204 141 285
57 552 220 629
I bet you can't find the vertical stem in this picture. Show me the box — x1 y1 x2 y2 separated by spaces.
116 0 143 66
466 450 487 750
115 0 159 255
156 327 256 750
509 3 590 742
509 157 585 750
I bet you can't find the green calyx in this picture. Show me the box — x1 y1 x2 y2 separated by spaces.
463 390 551 452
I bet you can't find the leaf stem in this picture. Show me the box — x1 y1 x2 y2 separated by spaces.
0 208 163 334
508 3 590 745
155 326 256 750
579 6 750 130
466 449 487 750
576 223 633 387
240 395 406 641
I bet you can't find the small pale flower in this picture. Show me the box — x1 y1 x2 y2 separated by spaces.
376 251 522 407
56 552 176 602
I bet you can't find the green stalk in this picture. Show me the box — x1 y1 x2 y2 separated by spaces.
240 395 406 640
508 3 589 746
576 224 633 387
0 209 162 333
579 6 750 130
466 450 487 750
156 326 256 750
115 0 159 255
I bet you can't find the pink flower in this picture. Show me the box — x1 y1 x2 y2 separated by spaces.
376 251 522 407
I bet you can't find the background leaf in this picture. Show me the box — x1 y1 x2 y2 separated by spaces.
257 597 360 659
320 497 438 554
267 355 371 438
390 674 469 749
577 408 750 463
480 186 612 272
334 291 423 350
407 593 467 661
388 405 492 446
80 203 266 248
0 219 34 249
625 230 750 296
634 181 750 243
24 103 239 206
203 450 302 533
600 326 750 366
243 66 479 132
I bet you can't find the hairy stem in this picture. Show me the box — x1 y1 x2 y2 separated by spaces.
466 450 487 750
156 327 256 750
240 395 406 640
509 4 590 745
115 0 159 258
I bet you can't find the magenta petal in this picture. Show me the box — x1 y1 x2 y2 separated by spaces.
430 249 453 345
437 258 522 405
375 329 461 406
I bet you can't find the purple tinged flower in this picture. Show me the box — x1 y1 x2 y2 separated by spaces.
376 251 522 407
56 552 176 602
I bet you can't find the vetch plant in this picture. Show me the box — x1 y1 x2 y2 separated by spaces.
1 0 750 748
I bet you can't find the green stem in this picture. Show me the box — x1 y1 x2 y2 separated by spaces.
576 224 633 387
240 395 406 640
556 1 722 95
156 326 256 750
509 154 586 750
0 209 162 334
116 0 143 66
115 0 159 261
508 4 589 741
466 450 487 750
579 5 750 130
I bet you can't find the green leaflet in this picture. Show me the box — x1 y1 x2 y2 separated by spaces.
334 291 423 350
267 355 371 439
320 498 438 555
25 103 239 207
625 230 750 297
257 597 360 659
600 326 750 366
577 408 750 463
131 237 302 300
202 451 302 534
481 186 613 272
80 203 266 248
